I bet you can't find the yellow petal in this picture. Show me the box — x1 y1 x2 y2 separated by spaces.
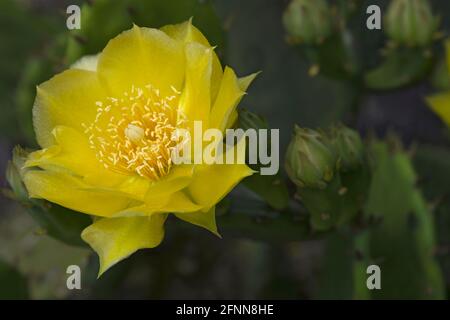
186 139 254 209
26 126 98 175
210 67 246 131
24 145 61 169
25 126 155 201
87 165 195 204
34 69 106 148
175 206 220 237
145 164 195 200
23 170 133 217
427 93 450 127
153 191 201 213
179 42 213 127
161 19 223 102
27 155 150 202
238 72 259 92
97 25 185 98
70 54 99 71
81 214 167 276
187 163 253 209
114 191 201 218
161 18 211 47
81 175 150 202
210 69 258 131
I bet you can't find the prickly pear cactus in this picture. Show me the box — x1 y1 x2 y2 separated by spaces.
238 109 289 211
413 145 450 296
360 141 445 299
286 124 370 231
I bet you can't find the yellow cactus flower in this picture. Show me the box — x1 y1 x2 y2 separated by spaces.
427 40 450 127
22 20 257 275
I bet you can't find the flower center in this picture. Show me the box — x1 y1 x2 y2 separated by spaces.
124 124 145 143
83 84 185 180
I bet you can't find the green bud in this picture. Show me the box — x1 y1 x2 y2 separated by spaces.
330 124 364 171
285 125 337 189
282 0 332 45
238 108 269 131
6 146 30 202
385 0 440 47
238 108 271 170
238 109 290 211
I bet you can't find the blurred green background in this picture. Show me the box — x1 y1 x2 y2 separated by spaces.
0 0 449 299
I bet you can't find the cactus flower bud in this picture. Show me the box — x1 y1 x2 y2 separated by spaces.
330 124 364 171
285 125 337 189
385 0 440 47
238 108 269 131
282 0 332 45
6 146 29 202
